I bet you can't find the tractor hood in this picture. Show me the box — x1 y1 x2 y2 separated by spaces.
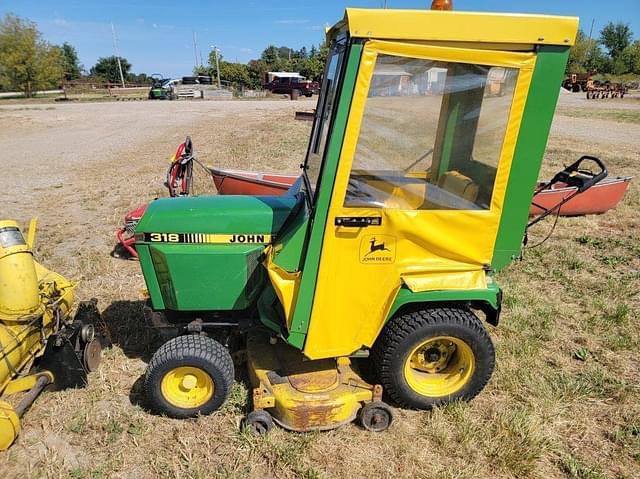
136 195 300 239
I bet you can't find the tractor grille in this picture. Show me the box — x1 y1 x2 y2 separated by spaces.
124 220 139 235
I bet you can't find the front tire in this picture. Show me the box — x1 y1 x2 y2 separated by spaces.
372 307 494 409
144 335 234 418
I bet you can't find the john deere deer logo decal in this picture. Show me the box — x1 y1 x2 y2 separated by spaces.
360 235 396 264
365 237 390 256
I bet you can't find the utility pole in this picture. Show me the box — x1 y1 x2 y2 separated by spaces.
586 18 596 72
588 18 595 40
111 22 126 88
193 31 199 69
211 46 221 89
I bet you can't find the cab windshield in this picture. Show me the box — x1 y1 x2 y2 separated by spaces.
302 36 348 201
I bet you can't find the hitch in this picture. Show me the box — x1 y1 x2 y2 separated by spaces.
37 300 102 390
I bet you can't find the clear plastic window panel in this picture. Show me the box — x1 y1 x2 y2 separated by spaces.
304 37 347 193
345 54 518 210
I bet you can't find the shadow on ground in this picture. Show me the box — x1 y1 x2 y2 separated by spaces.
99 300 163 362
129 374 147 409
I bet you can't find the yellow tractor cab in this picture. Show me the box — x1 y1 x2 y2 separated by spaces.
134 8 579 432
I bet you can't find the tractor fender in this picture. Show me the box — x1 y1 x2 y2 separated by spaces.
386 284 502 327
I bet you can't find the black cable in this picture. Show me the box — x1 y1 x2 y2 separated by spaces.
526 207 561 249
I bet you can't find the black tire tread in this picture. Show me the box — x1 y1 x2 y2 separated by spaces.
372 307 495 409
145 334 234 418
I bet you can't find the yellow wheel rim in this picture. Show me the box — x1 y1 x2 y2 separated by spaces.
403 336 475 397
160 366 214 409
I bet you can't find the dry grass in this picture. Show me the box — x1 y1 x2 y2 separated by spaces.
556 106 640 124
0 96 638 479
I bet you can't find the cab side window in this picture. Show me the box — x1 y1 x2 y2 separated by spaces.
344 54 518 210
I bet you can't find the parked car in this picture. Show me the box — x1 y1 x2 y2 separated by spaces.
267 76 319 97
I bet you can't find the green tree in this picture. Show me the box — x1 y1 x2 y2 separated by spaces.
60 42 82 80
261 45 279 64
316 41 329 67
248 59 269 88
297 56 324 82
90 56 131 84
567 29 610 73
201 51 254 89
191 40 332 90
128 72 152 84
193 65 209 76
567 30 592 72
219 61 250 88
277 46 293 60
619 40 640 74
599 22 633 62
0 14 64 96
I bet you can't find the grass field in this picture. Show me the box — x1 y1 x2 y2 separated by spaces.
556 106 640 124
0 94 638 479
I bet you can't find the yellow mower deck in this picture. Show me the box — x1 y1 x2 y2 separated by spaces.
247 332 381 431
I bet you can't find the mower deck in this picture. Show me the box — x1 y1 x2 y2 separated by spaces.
247 331 382 432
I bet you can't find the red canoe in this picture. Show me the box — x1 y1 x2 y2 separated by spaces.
210 168 297 196
530 176 632 216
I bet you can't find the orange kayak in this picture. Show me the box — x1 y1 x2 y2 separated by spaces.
210 168 297 196
530 176 632 216
211 168 631 216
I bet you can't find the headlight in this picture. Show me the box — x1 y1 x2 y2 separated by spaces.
0 226 26 248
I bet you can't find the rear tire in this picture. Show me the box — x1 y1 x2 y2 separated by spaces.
145 335 234 418
372 307 494 409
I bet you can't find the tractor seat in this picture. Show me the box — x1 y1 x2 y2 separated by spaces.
438 170 479 202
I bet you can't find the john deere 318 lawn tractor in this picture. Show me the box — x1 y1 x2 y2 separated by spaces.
132 7 579 432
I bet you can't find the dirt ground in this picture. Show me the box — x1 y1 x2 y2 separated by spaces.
0 92 638 479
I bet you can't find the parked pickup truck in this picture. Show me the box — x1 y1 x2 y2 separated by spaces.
267 76 319 97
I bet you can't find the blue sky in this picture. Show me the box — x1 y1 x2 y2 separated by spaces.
1 0 639 78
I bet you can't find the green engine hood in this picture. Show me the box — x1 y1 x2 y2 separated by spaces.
136 194 300 236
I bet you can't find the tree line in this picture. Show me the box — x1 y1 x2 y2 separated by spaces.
0 12 325 96
193 44 329 90
196 22 640 89
0 14 150 96
567 21 640 76
3 12 639 97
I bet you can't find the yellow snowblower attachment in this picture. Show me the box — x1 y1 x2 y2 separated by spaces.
0 219 101 450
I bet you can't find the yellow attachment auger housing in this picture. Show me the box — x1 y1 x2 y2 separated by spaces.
0 220 101 450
